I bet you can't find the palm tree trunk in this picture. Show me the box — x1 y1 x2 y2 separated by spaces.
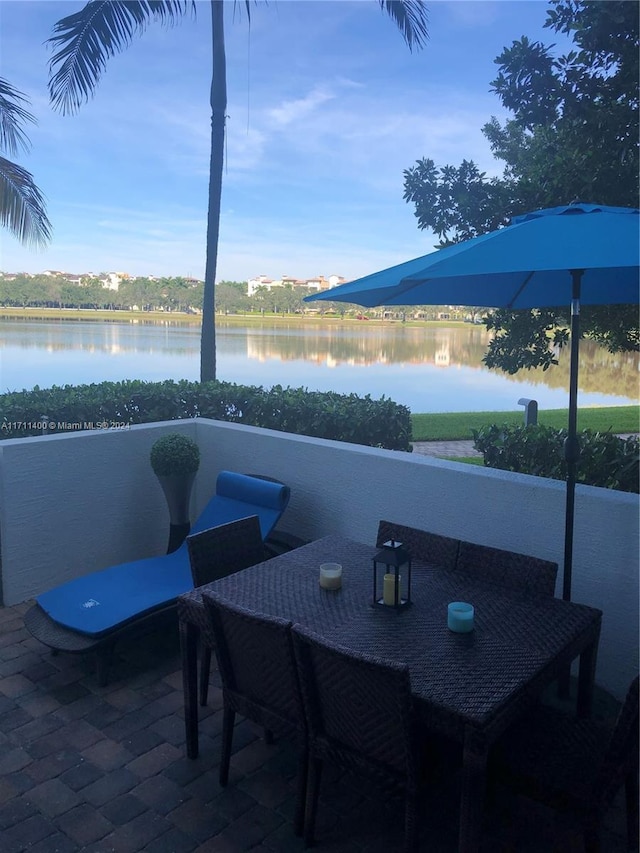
201 0 226 382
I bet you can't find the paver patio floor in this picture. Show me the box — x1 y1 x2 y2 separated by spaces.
0 602 629 852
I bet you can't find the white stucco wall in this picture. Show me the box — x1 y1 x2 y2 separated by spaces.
0 418 637 699
0 421 198 602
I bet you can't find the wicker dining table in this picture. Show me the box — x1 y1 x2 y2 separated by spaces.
177 534 602 853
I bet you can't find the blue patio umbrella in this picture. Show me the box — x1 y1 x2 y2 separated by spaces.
305 203 639 601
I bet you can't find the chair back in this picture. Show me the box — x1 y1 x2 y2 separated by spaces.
597 675 639 807
456 540 557 597
187 515 267 588
291 624 419 785
202 590 302 731
190 471 290 540
376 520 459 570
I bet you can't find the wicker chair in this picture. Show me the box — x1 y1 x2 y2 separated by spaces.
455 540 558 597
376 520 460 569
201 590 307 836
291 623 426 851
491 675 639 852
187 515 271 706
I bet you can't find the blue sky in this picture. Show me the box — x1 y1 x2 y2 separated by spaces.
1 1 568 282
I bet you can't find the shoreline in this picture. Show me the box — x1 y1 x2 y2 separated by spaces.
0 307 469 329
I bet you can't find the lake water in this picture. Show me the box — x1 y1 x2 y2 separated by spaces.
0 317 637 413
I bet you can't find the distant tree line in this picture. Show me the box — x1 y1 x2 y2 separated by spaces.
0 274 204 313
216 281 341 316
0 274 468 320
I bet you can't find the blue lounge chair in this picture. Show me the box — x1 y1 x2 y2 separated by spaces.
24 471 293 683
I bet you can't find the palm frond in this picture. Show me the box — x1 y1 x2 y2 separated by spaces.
231 0 259 25
0 156 52 248
379 0 429 51
48 0 196 115
0 78 36 157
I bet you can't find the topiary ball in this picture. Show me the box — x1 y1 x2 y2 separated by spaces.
150 433 200 476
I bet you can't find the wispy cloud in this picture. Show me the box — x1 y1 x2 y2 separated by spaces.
267 85 335 127
1 0 555 280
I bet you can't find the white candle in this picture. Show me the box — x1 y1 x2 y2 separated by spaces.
447 602 474 633
319 563 342 590
383 573 400 606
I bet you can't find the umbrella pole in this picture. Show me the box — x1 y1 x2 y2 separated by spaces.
562 270 583 603
557 271 583 701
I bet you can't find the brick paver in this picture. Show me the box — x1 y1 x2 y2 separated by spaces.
55 802 114 845
0 601 629 852
27 777 82 817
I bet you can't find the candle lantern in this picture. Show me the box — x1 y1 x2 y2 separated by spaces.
372 540 412 610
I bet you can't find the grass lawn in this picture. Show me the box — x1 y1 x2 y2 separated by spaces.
411 406 639 442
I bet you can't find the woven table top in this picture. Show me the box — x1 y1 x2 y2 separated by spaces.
178 535 602 742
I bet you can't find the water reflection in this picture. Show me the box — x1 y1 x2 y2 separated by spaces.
0 318 637 412
245 323 500 370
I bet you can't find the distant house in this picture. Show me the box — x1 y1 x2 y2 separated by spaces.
281 275 307 288
1 269 198 287
248 273 347 296
247 275 277 296
100 272 133 291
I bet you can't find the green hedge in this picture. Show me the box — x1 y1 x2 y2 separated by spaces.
472 424 639 493
0 379 412 451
